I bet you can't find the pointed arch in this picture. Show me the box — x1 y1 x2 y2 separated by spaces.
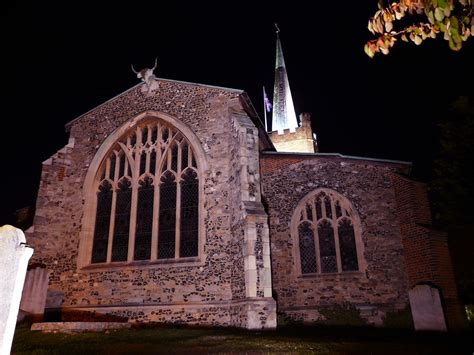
78 111 208 270
291 188 365 276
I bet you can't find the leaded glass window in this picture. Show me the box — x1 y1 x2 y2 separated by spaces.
90 119 201 265
139 151 146 176
338 218 358 271
91 181 113 263
112 178 132 262
179 169 199 257
318 220 337 273
158 172 177 259
295 189 361 275
134 176 154 260
298 222 317 274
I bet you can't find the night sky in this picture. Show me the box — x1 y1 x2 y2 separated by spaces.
1 1 473 225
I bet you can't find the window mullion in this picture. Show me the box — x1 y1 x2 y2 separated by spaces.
105 158 111 181
106 153 120 263
175 144 182 259
151 178 160 261
150 146 161 261
321 197 326 219
106 190 117 264
313 221 321 274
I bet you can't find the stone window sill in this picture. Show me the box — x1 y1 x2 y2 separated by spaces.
297 271 364 279
80 257 204 273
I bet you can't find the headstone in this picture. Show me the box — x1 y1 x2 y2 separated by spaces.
0 225 34 354
409 284 447 331
19 267 50 322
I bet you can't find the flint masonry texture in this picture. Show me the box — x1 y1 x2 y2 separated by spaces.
29 80 275 329
27 77 465 330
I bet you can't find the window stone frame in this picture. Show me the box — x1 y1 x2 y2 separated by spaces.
291 188 366 277
77 111 208 271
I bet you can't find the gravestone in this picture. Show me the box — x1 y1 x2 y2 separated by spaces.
409 284 447 331
19 267 50 322
0 225 34 354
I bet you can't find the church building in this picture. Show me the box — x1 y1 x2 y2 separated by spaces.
26 32 466 330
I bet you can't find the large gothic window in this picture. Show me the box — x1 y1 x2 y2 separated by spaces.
90 120 200 264
293 189 362 275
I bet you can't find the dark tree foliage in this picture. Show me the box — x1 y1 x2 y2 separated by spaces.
366 0 474 57
430 95 474 304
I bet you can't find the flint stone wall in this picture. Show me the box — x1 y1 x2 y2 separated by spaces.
29 80 273 328
260 153 411 325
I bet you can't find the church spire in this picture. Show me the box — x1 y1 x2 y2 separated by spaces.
272 26 298 134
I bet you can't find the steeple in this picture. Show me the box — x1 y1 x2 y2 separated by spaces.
272 28 298 134
268 25 317 154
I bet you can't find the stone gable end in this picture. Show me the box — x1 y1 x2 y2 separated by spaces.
29 80 276 329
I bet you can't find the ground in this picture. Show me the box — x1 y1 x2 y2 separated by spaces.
12 322 473 354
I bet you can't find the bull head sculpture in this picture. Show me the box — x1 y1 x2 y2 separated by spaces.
131 58 157 88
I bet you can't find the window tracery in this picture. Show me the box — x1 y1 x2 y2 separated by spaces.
90 120 200 264
294 189 362 275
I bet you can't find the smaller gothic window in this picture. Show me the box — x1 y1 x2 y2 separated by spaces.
293 189 362 275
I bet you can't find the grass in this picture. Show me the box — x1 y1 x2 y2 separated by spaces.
12 321 474 354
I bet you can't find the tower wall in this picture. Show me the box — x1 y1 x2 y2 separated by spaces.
270 113 317 153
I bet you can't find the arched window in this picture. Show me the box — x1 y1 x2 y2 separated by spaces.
90 119 201 264
292 189 363 275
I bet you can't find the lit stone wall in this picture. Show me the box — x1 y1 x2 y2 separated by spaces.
29 80 275 329
269 113 316 153
261 153 412 326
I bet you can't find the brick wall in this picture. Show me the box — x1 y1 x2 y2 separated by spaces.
392 174 468 330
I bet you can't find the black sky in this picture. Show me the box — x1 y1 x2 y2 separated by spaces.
1 1 473 225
